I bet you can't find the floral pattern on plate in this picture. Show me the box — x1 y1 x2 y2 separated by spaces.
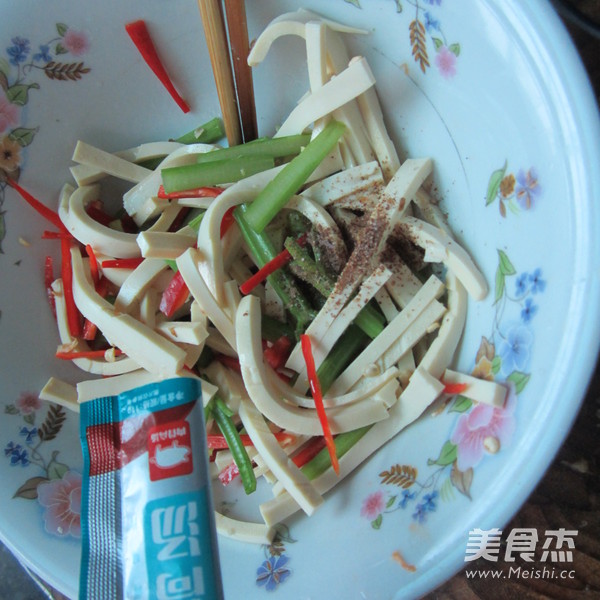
4 393 81 539
256 524 296 592
346 0 460 77
360 249 543 530
0 23 91 253
486 161 541 217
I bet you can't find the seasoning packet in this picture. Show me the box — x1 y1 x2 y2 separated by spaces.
79 377 223 600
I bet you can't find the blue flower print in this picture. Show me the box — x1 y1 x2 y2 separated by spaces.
424 0 442 5
498 325 533 375
4 442 29 466
7 36 30 65
424 11 441 32
399 489 416 508
412 503 427 523
4 441 18 457
515 168 541 210
528 268 546 294
19 426 38 444
256 554 291 591
521 298 538 323
515 273 529 296
421 491 438 512
33 44 52 63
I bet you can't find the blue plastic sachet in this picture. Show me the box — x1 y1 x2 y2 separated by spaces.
79 377 223 600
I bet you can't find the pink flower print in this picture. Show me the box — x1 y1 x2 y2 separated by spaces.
435 46 457 79
62 29 89 56
450 385 516 471
15 392 42 415
37 471 82 538
361 490 386 520
0 94 20 134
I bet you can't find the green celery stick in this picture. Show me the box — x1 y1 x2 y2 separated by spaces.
161 155 274 193
196 134 311 164
286 237 335 297
211 397 256 494
243 121 346 232
174 117 225 144
234 204 316 332
317 325 369 393
262 315 295 342
301 425 371 481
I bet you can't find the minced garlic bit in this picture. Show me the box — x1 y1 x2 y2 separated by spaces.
104 347 118 362
483 435 500 454
18 236 31 247
58 340 78 353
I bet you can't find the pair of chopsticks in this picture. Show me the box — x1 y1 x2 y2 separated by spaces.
198 0 258 146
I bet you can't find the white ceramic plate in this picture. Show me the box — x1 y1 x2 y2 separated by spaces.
1 1 599 598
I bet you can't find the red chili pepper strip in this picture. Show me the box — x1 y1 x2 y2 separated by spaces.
82 319 98 341
44 255 56 317
42 230 72 240
240 248 293 295
159 270 190 317
125 20 190 113
56 348 123 360
300 334 340 475
85 244 100 286
86 203 113 227
291 436 328 468
263 336 293 371
82 246 103 341
207 432 294 449
60 237 82 338
120 213 139 234
239 234 307 295
220 206 236 238
167 207 191 232
157 185 223 200
101 257 145 269
215 354 242 373
218 462 240 486
7 178 69 233
442 382 469 395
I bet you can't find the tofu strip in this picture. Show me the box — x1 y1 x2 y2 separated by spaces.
59 184 141 258
285 158 433 372
123 143 216 224
291 264 393 392
327 274 446 396
238 395 323 516
443 369 508 408
176 248 237 350
275 57 376 138
301 161 385 208
52 278 139 376
247 11 368 67
236 296 394 435
214 511 275 545
114 258 169 312
72 141 153 184
259 366 445 527
70 248 186 377
70 141 183 186
137 230 196 259
398 216 488 300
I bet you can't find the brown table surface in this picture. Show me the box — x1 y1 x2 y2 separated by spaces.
6 2 599 599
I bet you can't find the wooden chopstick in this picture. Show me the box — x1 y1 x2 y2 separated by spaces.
198 0 243 146
223 0 258 143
